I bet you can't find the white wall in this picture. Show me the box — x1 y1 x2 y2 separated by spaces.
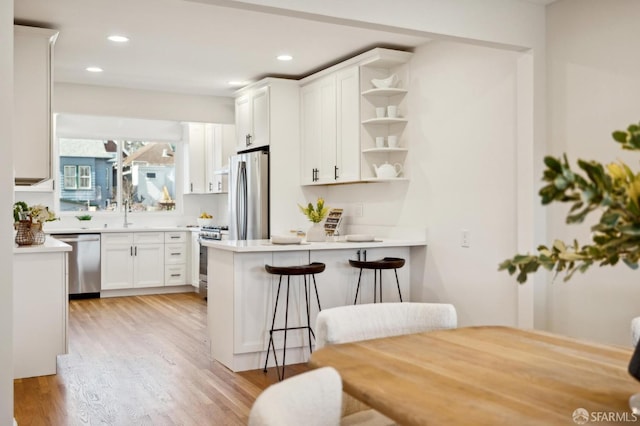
546 0 640 346
219 0 544 49
327 41 521 327
55 83 235 124
1 2 13 424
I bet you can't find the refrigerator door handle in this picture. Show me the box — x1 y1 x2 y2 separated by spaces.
236 161 248 240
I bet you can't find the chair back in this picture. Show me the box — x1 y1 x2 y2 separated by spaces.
315 302 457 349
248 367 342 426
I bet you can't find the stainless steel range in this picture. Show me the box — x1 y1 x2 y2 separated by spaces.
198 226 228 300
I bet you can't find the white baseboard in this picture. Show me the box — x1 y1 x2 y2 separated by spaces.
100 285 196 298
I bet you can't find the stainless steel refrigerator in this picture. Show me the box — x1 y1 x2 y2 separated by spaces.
229 148 269 240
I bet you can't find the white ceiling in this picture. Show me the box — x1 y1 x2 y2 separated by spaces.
14 0 430 97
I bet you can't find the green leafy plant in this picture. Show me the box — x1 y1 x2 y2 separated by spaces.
76 214 92 221
298 197 329 223
499 121 640 283
13 201 57 224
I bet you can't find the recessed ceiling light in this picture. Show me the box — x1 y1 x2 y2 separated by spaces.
228 81 249 86
277 54 293 61
86 66 103 73
107 35 129 43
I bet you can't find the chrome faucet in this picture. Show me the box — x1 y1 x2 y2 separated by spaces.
123 199 132 228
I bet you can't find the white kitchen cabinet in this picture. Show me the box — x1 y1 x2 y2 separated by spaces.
300 65 360 185
13 25 58 186
184 123 235 194
235 85 269 152
13 245 69 378
164 231 188 286
101 232 165 290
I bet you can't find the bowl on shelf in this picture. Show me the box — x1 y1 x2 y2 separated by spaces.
197 218 214 227
371 74 398 89
75 214 92 221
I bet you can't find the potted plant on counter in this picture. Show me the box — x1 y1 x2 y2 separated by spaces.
13 201 57 246
299 197 329 242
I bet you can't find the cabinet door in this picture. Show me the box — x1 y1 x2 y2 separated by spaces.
300 81 322 185
186 123 206 194
13 26 57 185
336 66 360 183
235 94 252 151
101 243 135 290
300 75 337 185
251 86 270 149
318 76 338 183
206 124 223 193
133 243 165 288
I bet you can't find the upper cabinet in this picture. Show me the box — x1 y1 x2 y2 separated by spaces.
300 48 412 186
300 66 360 185
235 85 269 152
184 122 235 194
14 25 58 186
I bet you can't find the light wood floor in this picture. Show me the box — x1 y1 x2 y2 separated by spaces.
14 292 310 426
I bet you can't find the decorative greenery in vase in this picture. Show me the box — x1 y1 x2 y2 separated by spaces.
499 121 640 283
13 201 58 224
298 197 329 223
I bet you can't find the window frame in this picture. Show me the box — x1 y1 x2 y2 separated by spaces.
63 165 77 189
78 165 92 189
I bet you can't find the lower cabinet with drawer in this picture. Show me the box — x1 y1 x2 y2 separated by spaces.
101 231 191 291
164 231 188 286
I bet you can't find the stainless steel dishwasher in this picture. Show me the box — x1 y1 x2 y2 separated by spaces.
56 233 101 299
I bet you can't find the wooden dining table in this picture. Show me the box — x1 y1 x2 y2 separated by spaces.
309 326 640 425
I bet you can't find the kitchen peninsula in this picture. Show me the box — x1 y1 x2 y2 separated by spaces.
201 237 426 371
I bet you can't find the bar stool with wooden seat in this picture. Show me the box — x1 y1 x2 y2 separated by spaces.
263 262 325 381
349 257 404 304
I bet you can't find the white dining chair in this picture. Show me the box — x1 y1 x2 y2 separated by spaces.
249 366 395 426
315 302 458 350
632 317 640 346
248 367 342 426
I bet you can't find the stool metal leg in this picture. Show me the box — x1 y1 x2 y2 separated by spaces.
303 274 313 354
379 269 383 303
394 269 403 302
281 276 291 381
264 275 283 375
353 268 363 304
312 274 322 312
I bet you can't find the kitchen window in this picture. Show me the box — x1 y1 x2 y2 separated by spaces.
58 138 179 213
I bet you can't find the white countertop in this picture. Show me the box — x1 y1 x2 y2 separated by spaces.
200 238 426 253
46 226 196 234
14 237 72 254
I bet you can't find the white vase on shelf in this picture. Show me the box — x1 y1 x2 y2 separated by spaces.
306 222 326 242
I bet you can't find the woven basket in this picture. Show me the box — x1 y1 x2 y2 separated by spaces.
15 220 34 246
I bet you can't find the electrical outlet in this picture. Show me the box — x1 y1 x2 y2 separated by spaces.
461 229 470 248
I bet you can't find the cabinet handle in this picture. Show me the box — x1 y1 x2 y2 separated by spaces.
334 165 339 180
171 273 181 277
135 246 138 256
356 249 361 261
246 134 252 146
190 183 193 192
171 236 180 239
171 252 181 256
363 249 367 261
218 181 222 191
130 246 133 256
